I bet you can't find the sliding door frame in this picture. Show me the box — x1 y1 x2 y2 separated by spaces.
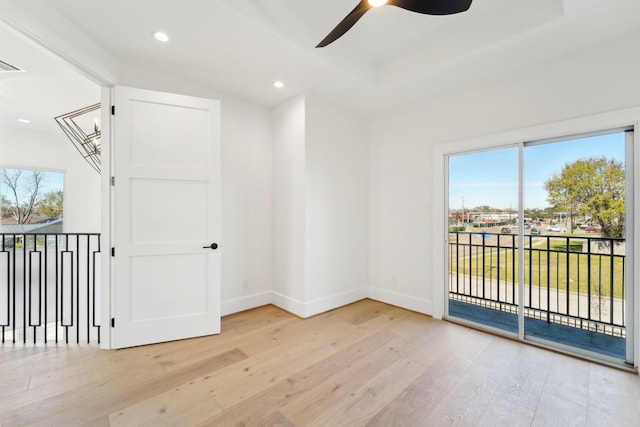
432 108 640 370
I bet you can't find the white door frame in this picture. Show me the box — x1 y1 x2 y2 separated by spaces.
100 87 114 349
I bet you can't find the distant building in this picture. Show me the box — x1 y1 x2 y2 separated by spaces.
0 217 63 234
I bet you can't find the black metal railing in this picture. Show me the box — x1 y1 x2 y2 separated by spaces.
1 233 101 344
449 231 625 337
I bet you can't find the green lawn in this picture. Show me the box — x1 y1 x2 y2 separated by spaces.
449 243 625 299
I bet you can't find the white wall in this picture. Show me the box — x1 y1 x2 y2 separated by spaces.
0 126 101 232
272 95 307 309
369 132 434 313
271 95 369 317
219 96 273 314
305 96 369 312
369 30 640 315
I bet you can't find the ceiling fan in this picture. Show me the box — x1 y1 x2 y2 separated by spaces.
316 0 473 48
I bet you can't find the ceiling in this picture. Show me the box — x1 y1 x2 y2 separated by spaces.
2 0 640 131
0 23 100 133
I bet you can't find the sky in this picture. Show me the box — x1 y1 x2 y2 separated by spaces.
449 131 627 210
0 168 64 202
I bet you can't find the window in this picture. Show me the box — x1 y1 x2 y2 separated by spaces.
0 167 64 233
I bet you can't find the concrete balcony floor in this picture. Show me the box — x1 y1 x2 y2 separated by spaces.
449 299 625 360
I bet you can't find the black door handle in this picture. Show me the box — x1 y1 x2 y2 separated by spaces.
202 243 219 250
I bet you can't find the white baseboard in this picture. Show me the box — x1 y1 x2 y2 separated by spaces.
222 287 431 319
221 291 272 316
271 287 368 318
368 287 432 315
270 291 307 317
303 287 368 318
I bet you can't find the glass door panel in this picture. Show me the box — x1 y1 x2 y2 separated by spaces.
448 147 519 334
523 132 629 360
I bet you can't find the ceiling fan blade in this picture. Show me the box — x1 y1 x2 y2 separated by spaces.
390 0 472 15
316 0 372 48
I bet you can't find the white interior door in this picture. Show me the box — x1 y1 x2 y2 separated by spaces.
111 86 220 349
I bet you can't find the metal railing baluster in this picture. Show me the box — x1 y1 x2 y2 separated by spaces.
0 233 101 345
448 231 626 338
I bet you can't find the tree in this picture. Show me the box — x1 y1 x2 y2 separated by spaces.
0 194 11 219
1 169 44 224
525 208 544 222
544 157 625 237
38 190 64 219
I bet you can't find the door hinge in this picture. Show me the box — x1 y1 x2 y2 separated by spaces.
111 247 115 257
111 176 115 186
111 318 115 328
111 105 115 115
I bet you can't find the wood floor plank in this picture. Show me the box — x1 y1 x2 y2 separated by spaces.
0 300 638 426
475 394 536 427
76 415 111 427
0 372 31 397
0 344 106 380
372 331 519 427
531 392 587 427
418 362 506 426
321 299 392 324
493 343 554 411
1 348 246 426
100 311 364 426
278 334 413 425
543 352 591 407
260 411 296 427
365 353 475 426
205 316 373 408
586 363 640 427
340 298 398 326
305 357 425 427
221 304 291 333
0 351 166 414
154 313 296 372
197 329 399 427
108 382 223 427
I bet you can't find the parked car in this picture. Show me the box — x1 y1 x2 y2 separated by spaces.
501 227 511 234
547 225 567 232
530 226 542 235
585 225 602 232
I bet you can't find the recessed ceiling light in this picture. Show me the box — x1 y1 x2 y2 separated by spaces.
273 81 284 89
17 118 30 123
369 0 388 7
152 31 170 42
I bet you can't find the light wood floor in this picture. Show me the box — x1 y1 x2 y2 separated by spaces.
1 299 639 426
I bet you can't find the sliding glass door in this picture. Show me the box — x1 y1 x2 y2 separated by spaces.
522 132 629 361
448 146 519 334
447 129 633 364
